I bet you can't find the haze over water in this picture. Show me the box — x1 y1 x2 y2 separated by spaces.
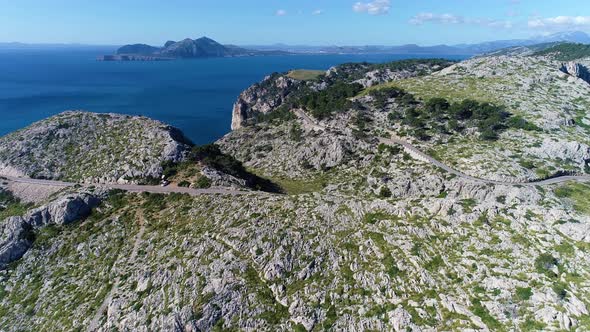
0 48 467 144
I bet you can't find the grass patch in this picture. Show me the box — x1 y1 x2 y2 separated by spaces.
287 69 325 81
470 298 502 330
554 182 590 215
363 211 398 224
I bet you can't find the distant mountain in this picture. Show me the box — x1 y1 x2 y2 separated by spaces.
535 31 590 44
103 37 288 60
245 31 590 56
117 44 160 55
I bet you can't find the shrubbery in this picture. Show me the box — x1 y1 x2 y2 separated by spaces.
375 86 539 141
158 143 280 192
298 82 364 119
534 43 590 61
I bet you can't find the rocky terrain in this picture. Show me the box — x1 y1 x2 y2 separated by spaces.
1 45 590 331
0 111 191 184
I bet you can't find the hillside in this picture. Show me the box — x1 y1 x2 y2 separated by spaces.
1 51 590 331
0 111 191 183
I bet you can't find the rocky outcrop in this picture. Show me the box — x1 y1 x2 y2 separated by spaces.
231 75 302 130
0 191 102 268
526 138 590 173
560 62 590 84
201 166 247 188
0 217 33 268
0 111 191 183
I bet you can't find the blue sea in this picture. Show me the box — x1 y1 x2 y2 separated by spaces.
0 47 467 144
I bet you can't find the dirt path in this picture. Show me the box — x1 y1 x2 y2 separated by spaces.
87 210 146 331
2 175 260 196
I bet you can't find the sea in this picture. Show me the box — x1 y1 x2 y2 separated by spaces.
0 47 468 145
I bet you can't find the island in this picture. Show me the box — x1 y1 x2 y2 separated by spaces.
98 36 289 61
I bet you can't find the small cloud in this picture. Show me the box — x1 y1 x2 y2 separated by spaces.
275 9 287 16
410 12 513 29
353 0 390 16
529 16 590 29
410 13 463 25
312 9 324 16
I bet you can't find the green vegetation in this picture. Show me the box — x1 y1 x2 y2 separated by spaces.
370 86 417 109
287 69 325 81
298 82 363 119
374 86 534 141
552 281 568 300
378 187 392 198
470 298 502 330
194 176 212 189
515 287 533 301
534 253 558 276
255 106 296 124
363 211 397 224
554 183 590 215
0 189 32 220
247 168 328 195
534 43 590 61
330 59 454 82
164 144 280 193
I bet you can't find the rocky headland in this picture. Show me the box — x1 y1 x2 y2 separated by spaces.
1 43 590 331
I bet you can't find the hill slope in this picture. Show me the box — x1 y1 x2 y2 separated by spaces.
0 111 191 183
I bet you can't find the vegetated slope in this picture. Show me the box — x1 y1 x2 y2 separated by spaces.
1 55 590 331
230 59 455 129
367 53 590 182
534 43 590 61
0 111 191 183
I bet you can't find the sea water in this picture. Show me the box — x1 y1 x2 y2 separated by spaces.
0 47 467 144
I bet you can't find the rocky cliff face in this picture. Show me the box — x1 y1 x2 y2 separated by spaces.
0 111 191 183
231 74 303 130
560 61 590 84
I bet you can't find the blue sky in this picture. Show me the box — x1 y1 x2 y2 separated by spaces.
1 0 589 45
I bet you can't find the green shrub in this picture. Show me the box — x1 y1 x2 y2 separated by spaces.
379 187 392 198
507 116 541 131
552 281 568 300
195 177 212 189
298 82 363 119
535 253 558 275
471 298 502 330
178 181 191 188
515 287 533 301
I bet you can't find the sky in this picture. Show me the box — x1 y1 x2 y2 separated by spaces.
1 0 589 46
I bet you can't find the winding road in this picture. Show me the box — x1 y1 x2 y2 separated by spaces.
2 110 589 193
294 109 590 187
1 175 258 196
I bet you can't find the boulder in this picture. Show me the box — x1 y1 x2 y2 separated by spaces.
0 191 102 269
